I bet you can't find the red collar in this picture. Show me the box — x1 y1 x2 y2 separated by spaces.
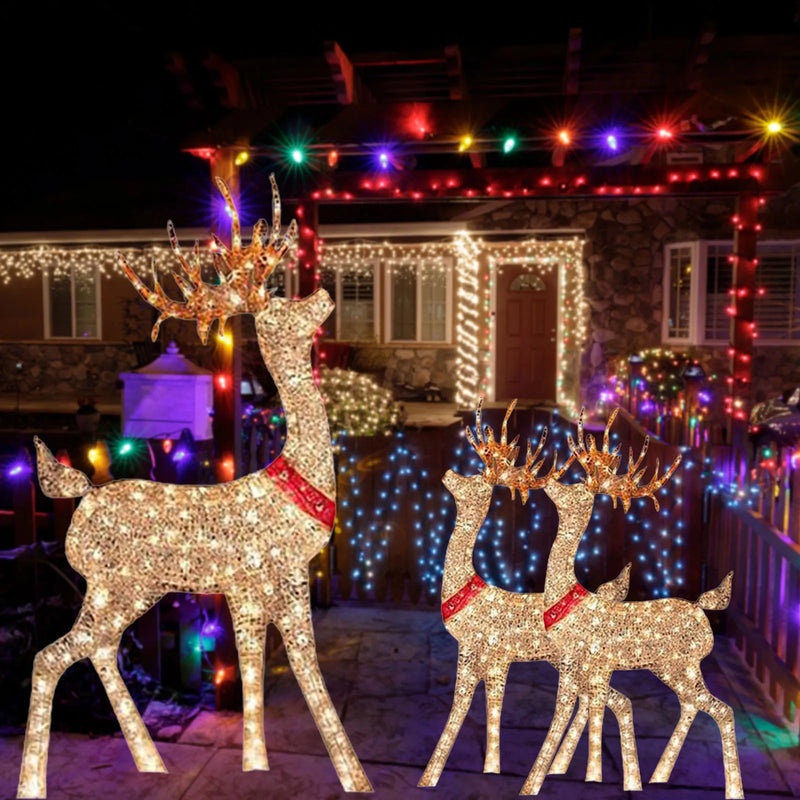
543 583 588 630
265 454 335 527
442 574 487 621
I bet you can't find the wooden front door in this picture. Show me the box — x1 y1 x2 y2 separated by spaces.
495 265 558 402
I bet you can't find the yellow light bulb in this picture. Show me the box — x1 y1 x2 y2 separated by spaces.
766 120 782 134
234 151 250 166
458 135 473 152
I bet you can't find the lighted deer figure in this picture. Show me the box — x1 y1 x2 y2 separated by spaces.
419 400 641 790
501 409 741 799
17 176 372 798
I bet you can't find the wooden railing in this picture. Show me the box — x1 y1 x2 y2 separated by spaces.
325 408 695 604
705 444 800 726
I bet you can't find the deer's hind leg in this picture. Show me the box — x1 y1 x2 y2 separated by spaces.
17 586 164 799
18 602 95 798
651 666 742 799
226 592 269 772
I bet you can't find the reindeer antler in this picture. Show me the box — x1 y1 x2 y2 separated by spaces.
120 174 298 343
465 398 521 482
467 399 574 503
568 407 681 512
498 424 575 504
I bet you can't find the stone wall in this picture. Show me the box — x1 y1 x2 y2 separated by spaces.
0 342 138 400
349 346 459 400
465 195 800 405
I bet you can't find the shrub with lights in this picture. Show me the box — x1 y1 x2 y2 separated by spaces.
604 348 721 446
319 367 400 441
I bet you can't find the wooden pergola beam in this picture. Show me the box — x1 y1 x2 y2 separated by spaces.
304 164 772 202
563 27 582 96
324 41 374 105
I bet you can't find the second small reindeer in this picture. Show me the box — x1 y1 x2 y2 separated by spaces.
419 401 641 790
498 409 741 799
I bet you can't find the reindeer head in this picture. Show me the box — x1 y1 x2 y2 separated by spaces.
119 175 327 344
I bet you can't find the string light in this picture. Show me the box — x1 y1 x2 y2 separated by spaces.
321 235 586 414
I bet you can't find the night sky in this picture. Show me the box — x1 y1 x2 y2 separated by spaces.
3 1 799 230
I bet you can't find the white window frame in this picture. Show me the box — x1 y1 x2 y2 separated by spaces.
383 257 453 344
662 241 702 345
663 239 800 347
42 265 103 340
333 261 380 342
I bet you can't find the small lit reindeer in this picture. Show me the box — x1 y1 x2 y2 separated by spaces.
17 176 372 798
419 401 641 790
500 409 741 799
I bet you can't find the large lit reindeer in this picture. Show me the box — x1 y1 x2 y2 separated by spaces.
500 409 741 799
419 401 641 791
18 176 372 798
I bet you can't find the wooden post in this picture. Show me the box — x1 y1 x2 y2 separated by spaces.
296 199 320 298
208 146 246 707
209 146 245 483
52 450 75 542
728 192 760 457
295 199 332 603
12 457 36 548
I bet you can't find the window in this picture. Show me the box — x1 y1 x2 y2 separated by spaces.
338 269 376 341
663 244 696 342
663 240 800 345
43 267 101 338
385 260 451 342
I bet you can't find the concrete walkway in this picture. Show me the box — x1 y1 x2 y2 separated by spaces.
3 604 799 799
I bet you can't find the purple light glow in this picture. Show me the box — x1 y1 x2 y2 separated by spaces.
698 391 712 404
173 450 187 462
8 462 30 479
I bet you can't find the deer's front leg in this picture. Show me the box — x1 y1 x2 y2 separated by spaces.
605 687 641 791
419 647 481 787
586 673 611 783
520 671 579 795
483 661 508 774
549 695 586 774
90 591 166 775
227 592 269 772
276 580 372 793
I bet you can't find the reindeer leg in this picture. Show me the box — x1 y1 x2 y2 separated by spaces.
419 647 480 787
585 676 610 784
276 582 371 793
226 592 269 772
520 672 579 795
549 695 585 774
18 594 99 798
89 592 166 775
483 661 508 774
652 669 742 799
605 687 641 791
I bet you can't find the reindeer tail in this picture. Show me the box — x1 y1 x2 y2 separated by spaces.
696 572 733 611
34 437 93 498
